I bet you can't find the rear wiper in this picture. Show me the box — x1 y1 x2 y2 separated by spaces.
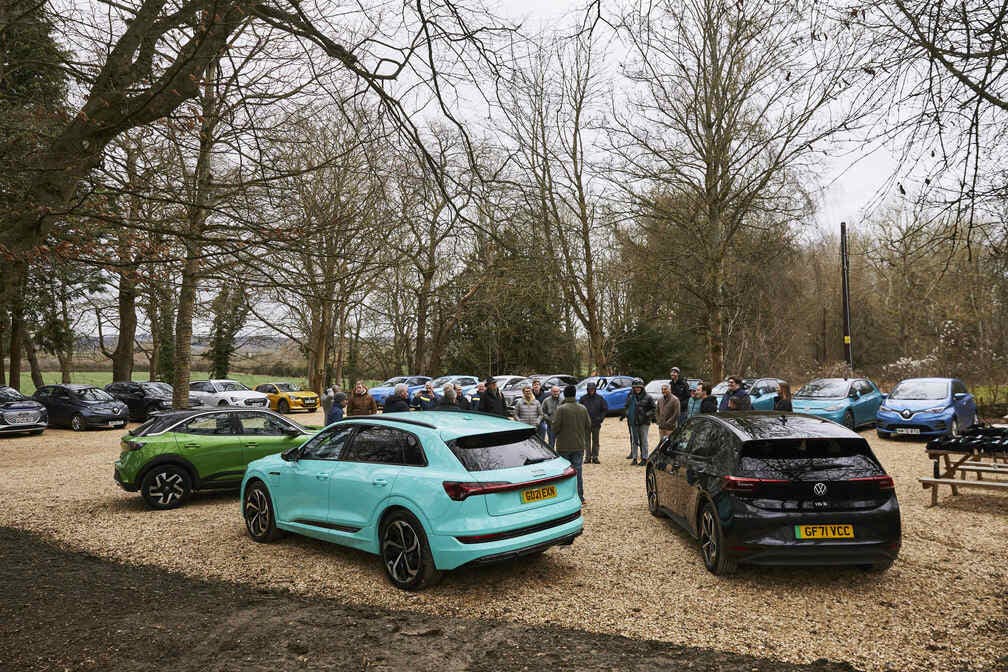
524 457 552 465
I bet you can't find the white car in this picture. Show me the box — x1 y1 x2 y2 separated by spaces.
188 379 269 408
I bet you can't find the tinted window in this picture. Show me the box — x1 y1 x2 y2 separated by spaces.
301 427 353 460
669 424 693 453
52 388 72 400
341 427 404 464
795 379 849 398
239 413 292 436
952 380 967 395
737 438 882 480
77 387 114 401
34 388 51 400
180 412 237 435
131 414 187 437
689 421 720 459
141 382 173 395
448 428 555 472
190 382 212 392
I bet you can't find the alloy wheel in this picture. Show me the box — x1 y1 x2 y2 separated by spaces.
700 509 718 567
71 414 84 432
148 470 185 507
244 488 271 538
951 416 960 437
646 469 659 515
382 520 422 584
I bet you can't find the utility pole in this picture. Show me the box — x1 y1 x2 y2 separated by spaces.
840 221 853 371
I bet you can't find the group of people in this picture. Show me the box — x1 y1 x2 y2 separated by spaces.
318 369 795 506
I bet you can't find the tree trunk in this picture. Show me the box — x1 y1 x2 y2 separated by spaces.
23 334 44 389
111 271 137 381
7 263 26 391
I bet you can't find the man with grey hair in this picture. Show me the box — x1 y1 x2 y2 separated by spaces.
435 383 461 410
382 383 411 413
656 383 680 437
453 383 470 410
541 385 563 449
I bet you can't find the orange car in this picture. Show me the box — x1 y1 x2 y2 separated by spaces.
254 382 319 414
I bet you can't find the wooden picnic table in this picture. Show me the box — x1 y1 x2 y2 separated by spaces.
919 448 1008 506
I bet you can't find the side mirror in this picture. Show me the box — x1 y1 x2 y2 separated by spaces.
849 389 859 399
281 446 300 461
283 427 302 438
751 389 762 398
953 392 966 401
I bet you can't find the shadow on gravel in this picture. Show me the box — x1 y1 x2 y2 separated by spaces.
0 527 864 672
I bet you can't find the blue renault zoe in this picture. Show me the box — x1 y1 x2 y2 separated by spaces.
876 377 978 438
241 412 582 590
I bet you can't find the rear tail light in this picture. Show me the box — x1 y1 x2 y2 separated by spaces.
850 474 895 490
722 475 788 494
125 440 145 451
443 466 577 501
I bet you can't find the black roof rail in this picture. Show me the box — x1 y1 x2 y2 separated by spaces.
359 415 439 430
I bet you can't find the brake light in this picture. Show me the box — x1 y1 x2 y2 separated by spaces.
722 475 788 494
850 474 895 490
443 466 576 501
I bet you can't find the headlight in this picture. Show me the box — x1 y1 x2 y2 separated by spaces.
924 405 948 414
230 397 240 404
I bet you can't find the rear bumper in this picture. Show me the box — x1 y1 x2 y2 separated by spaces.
460 530 582 567
113 464 138 492
429 510 584 570
734 541 900 566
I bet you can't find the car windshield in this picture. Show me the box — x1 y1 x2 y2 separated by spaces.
216 381 248 392
795 380 849 399
645 380 668 394
76 387 114 401
447 428 558 471
889 380 948 401
381 377 406 387
430 376 454 387
711 381 730 395
140 382 172 395
275 382 301 392
504 378 531 391
0 386 25 402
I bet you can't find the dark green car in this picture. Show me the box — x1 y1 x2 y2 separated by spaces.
114 408 316 509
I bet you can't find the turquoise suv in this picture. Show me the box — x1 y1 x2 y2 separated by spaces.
241 412 583 590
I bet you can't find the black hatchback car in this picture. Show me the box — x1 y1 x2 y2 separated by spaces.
0 386 48 435
105 381 178 421
646 412 901 574
33 384 130 431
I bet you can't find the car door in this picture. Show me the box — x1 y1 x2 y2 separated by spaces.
681 420 718 527
328 426 406 532
175 412 245 484
50 388 74 426
122 383 144 417
654 422 694 518
951 380 974 426
33 387 57 423
273 425 355 528
237 411 305 463
851 380 876 426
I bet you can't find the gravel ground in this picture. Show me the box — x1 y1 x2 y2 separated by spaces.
1 412 1005 671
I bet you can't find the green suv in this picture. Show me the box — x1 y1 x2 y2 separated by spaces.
115 409 316 509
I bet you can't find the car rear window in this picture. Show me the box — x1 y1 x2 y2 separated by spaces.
447 428 556 472
737 438 882 480
130 414 184 436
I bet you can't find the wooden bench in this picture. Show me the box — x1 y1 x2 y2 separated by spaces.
918 477 1008 506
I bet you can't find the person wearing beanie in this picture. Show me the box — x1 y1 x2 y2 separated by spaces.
552 384 591 503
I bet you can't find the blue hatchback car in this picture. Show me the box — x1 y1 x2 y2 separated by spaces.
876 377 978 439
241 412 583 590
791 378 884 429
575 375 636 412
369 376 431 408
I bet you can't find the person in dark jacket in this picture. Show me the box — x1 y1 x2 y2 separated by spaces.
579 382 609 464
382 383 412 413
552 385 591 502
477 377 507 416
435 384 462 411
411 381 438 411
668 367 691 426
468 382 485 409
346 381 377 416
622 378 656 465
774 382 793 412
453 383 470 410
718 376 751 412
698 383 718 414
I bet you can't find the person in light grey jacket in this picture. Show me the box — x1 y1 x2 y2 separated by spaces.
512 384 543 427
540 386 563 448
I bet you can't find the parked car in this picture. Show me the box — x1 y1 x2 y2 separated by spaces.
574 375 635 412
687 378 702 391
114 408 316 509
876 377 979 439
0 385 47 435
33 384 129 431
241 412 583 590
429 375 480 399
645 412 901 574
645 379 670 404
369 376 432 407
710 377 785 410
503 374 581 409
791 378 884 429
253 382 320 414
104 381 192 421
189 379 269 408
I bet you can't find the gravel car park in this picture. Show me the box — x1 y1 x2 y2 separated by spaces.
0 412 1004 671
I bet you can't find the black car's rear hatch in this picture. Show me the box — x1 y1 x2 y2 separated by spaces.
729 438 893 511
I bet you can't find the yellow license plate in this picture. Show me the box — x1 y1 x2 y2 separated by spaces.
795 524 854 539
520 485 558 504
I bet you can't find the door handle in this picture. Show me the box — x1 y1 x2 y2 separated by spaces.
245 442 258 448
184 443 199 450
372 477 389 487
315 473 329 481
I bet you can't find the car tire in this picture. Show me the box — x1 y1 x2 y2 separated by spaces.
243 481 284 542
843 411 855 430
140 465 191 510
218 399 228 407
646 467 662 517
278 399 290 414
950 416 960 437
876 429 890 440
698 501 736 575
71 413 86 432
380 510 442 591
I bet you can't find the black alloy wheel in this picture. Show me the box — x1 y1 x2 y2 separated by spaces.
698 501 736 575
71 413 86 432
646 467 662 517
843 410 855 430
140 465 191 510
278 399 290 414
244 482 284 542
380 510 442 591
